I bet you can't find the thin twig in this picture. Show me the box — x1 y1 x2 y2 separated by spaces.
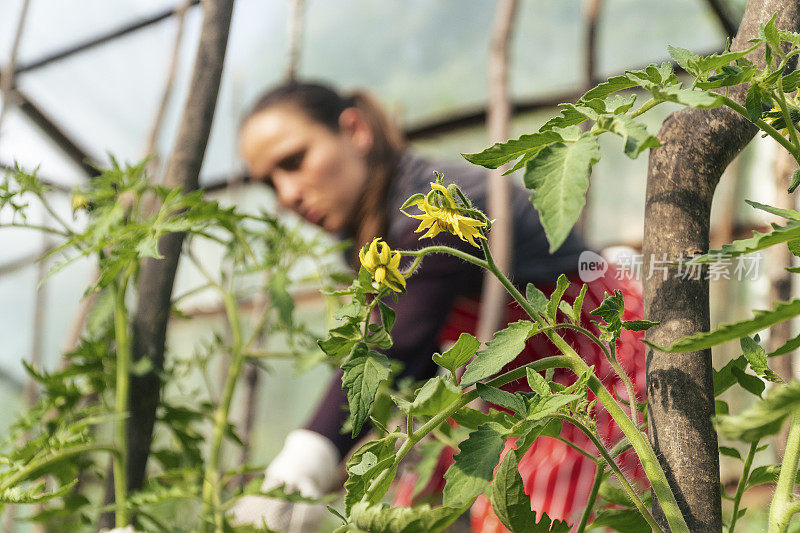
285 0 305 80
0 0 32 140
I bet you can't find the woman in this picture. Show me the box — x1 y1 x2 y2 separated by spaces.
232 81 646 531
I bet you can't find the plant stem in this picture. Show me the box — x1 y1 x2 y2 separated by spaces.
729 441 758 533
774 75 800 150
720 95 800 164
561 415 661 532
201 288 245 532
0 444 119 491
113 277 131 527
576 463 603 533
770 411 800 533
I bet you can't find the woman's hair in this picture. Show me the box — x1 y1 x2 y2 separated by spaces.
244 81 405 264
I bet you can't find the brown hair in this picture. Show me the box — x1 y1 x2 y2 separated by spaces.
243 82 405 265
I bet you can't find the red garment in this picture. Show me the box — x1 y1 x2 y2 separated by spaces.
395 269 648 529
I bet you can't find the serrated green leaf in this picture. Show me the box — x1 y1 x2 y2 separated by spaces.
526 283 548 316
491 452 539 532
594 114 661 159
572 283 588 323
741 335 783 383
443 424 506 507
790 169 800 194
515 419 562 457
409 377 462 416
526 392 582 422
690 220 800 264
377 300 396 331
745 83 763 121
761 13 781 52
715 381 800 442
668 45 702 76
579 75 638 102
462 131 563 169
349 501 464 533
694 43 760 75
267 270 294 328
526 368 551 396
451 407 514 431
590 290 625 341
647 299 800 353
433 332 481 374
341 343 392 437
344 436 398 512
461 321 534 385
770 331 800 357
475 383 527 417
746 199 800 221
745 464 800 490
524 134 600 252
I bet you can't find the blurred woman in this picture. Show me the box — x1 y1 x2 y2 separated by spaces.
231 81 646 532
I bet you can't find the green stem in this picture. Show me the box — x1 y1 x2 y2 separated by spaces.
774 76 800 150
401 241 688 531
561 415 662 533
113 278 131 527
770 411 800 533
479 243 686 532
0 444 119 491
576 463 604 533
363 356 574 501
201 288 245 532
631 98 660 118
729 441 758 533
720 95 800 163
1 222 71 237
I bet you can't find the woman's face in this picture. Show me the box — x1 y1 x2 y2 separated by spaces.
239 106 371 233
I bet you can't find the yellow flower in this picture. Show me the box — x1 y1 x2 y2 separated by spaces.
765 96 800 137
406 183 486 247
359 238 406 292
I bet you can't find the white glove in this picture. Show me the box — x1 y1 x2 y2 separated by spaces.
229 429 340 532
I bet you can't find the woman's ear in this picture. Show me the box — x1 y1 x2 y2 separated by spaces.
339 107 374 154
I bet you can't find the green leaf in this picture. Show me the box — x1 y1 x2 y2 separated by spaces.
719 446 742 460
647 299 800 353
341 343 392 437
579 75 638 102
790 168 800 194
526 283 548 316
400 193 425 210
344 436 398 512
461 321 535 386
714 355 747 396
409 377 462 416
514 419 562 457
462 131 563 169
413 440 447 498
622 320 658 331
745 83 763 121
690 220 800 263
570 283 588 324
745 464 800 490
433 332 481 374
594 114 661 158
589 509 650 533
443 424 506 507
491 452 539 532
741 335 783 382
526 367 551 396
268 270 294 328
475 383 527 417
746 199 800 221
524 133 601 252
788 239 800 257
451 406 514 431
349 502 464 533
547 274 570 323
590 290 625 341
716 399 730 415
525 392 582 422
378 300 396 331
715 380 800 442
318 322 361 359
732 365 766 397
770 331 800 357
693 44 760 75
668 45 702 76
761 13 781 52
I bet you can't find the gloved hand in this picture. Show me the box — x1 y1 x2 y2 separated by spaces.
229 429 341 532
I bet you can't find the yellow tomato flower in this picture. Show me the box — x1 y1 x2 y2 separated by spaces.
359 238 406 292
406 182 486 247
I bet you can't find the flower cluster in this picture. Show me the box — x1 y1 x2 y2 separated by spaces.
359 238 406 292
403 181 487 247
764 95 800 138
